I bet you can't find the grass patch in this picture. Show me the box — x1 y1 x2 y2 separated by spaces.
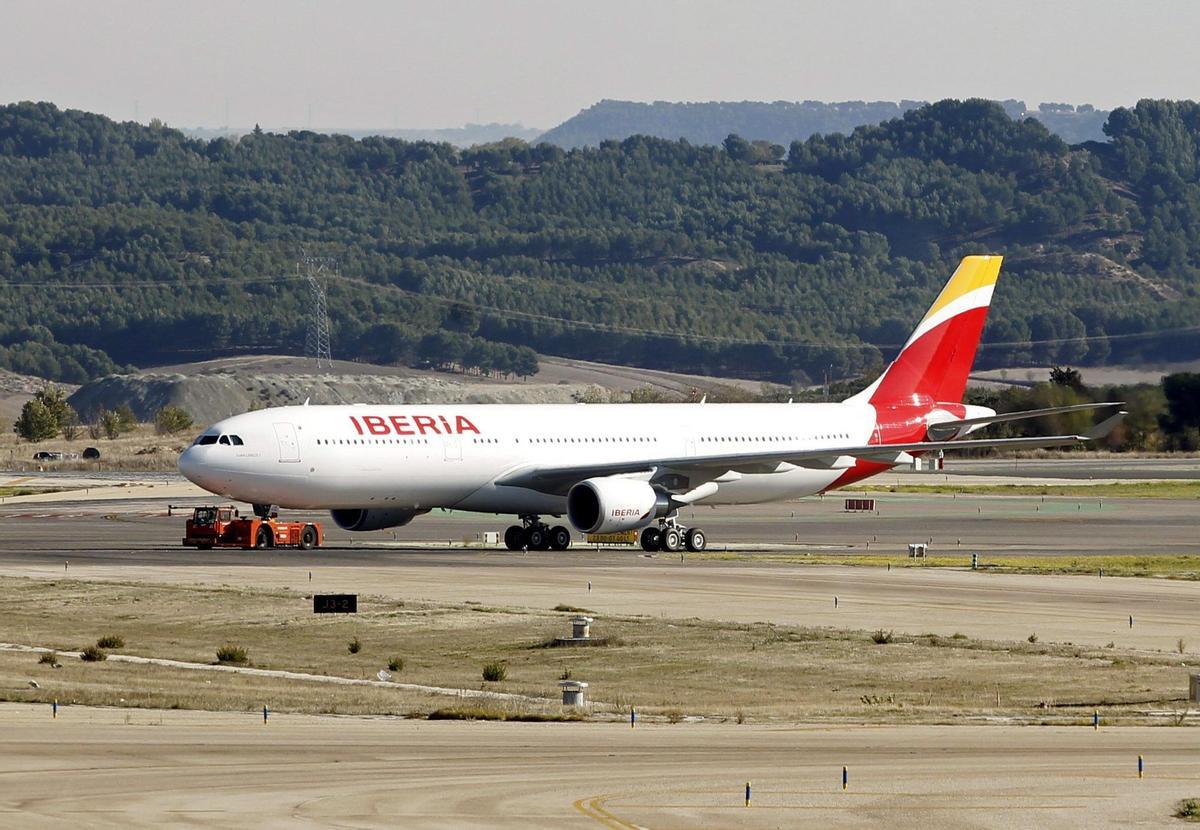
871 629 895 644
215 644 248 665
38 651 57 665
553 604 595 614
96 634 125 649
719 552 1200 579
3 576 1196 724
347 637 362 654
0 487 60 498
387 656 404 672
843 481 1200 499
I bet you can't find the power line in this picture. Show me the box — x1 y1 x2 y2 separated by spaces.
331 273 1200 353
4 269 1199 354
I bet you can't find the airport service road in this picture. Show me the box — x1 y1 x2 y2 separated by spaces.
0 704 1194 829
0 540 1198 653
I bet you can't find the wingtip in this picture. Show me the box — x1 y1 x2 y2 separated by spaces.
1084 411 1127 440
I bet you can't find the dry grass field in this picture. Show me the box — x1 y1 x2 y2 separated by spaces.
2 576 1197 725
0 424 185 472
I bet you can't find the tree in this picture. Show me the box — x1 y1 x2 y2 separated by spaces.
33 386 72 427
1049 366 1084 392
101 409 124 440
61 407 81 440
154 405 193 435
114 404 138 432
1160 372 1200 449
723 134 752 162
13 399 59 442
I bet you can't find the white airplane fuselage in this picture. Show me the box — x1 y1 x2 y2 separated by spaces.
177 401 881 514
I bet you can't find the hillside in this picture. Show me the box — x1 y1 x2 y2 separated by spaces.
64 354 780 424
536 99 1110 148
2 98 1200 388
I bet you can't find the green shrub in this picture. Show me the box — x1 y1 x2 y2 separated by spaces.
348 637 362 654
96 634 125 649
79 645 107 662
154 405 193 435
216 644 248 664
387 656 404 672
871 629 894 644
482 661 507 682
1027 633 1039 644
38 651 57 665
1175 798 1200 821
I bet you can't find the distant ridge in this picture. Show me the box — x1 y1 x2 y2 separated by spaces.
537 99 1110 148
179 123 543 148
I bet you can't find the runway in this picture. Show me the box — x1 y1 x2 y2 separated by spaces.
1 704 1195 829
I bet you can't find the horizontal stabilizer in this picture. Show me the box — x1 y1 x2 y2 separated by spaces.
925 401 1125 440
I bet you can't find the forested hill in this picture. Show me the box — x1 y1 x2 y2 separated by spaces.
1 98 1199 386
537 99 1111 148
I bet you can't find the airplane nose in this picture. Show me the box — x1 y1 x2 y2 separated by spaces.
177 446 200 483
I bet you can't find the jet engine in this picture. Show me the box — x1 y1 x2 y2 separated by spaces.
566 477 672 534
330 508 425 532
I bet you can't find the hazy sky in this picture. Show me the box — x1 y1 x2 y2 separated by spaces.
2 0 1196 130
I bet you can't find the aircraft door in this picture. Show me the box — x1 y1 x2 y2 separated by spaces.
443 435 462 462
274 422 301 463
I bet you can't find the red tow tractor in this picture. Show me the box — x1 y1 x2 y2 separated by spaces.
183 505 322 550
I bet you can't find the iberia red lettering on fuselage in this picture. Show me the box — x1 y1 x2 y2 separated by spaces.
348 414 481 436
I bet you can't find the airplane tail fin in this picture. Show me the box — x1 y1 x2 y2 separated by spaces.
849 255 1002 407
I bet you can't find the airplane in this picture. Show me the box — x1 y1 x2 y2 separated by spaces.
177 255 1124 553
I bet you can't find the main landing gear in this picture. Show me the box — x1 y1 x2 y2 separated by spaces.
504 515 572 552
640 517 707 553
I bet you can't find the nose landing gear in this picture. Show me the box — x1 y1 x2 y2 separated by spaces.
640 517 707 553
504 515 572 551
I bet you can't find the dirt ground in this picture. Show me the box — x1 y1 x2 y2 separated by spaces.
2 703 1196 829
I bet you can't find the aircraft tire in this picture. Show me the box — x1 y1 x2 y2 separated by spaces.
549 525 572 551
504 525 526 550
685 527 707 552
527 525 551 551
660 527 683 552
640 527 661 552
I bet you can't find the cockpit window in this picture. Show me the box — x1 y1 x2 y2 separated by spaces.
230 435 244 446
195 434 219 446
218 435 231 445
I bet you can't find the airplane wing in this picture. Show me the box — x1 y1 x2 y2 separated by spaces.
495 411 1126 496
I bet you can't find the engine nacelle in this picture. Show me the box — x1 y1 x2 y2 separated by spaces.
330 508 424 532
567 477 671 534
